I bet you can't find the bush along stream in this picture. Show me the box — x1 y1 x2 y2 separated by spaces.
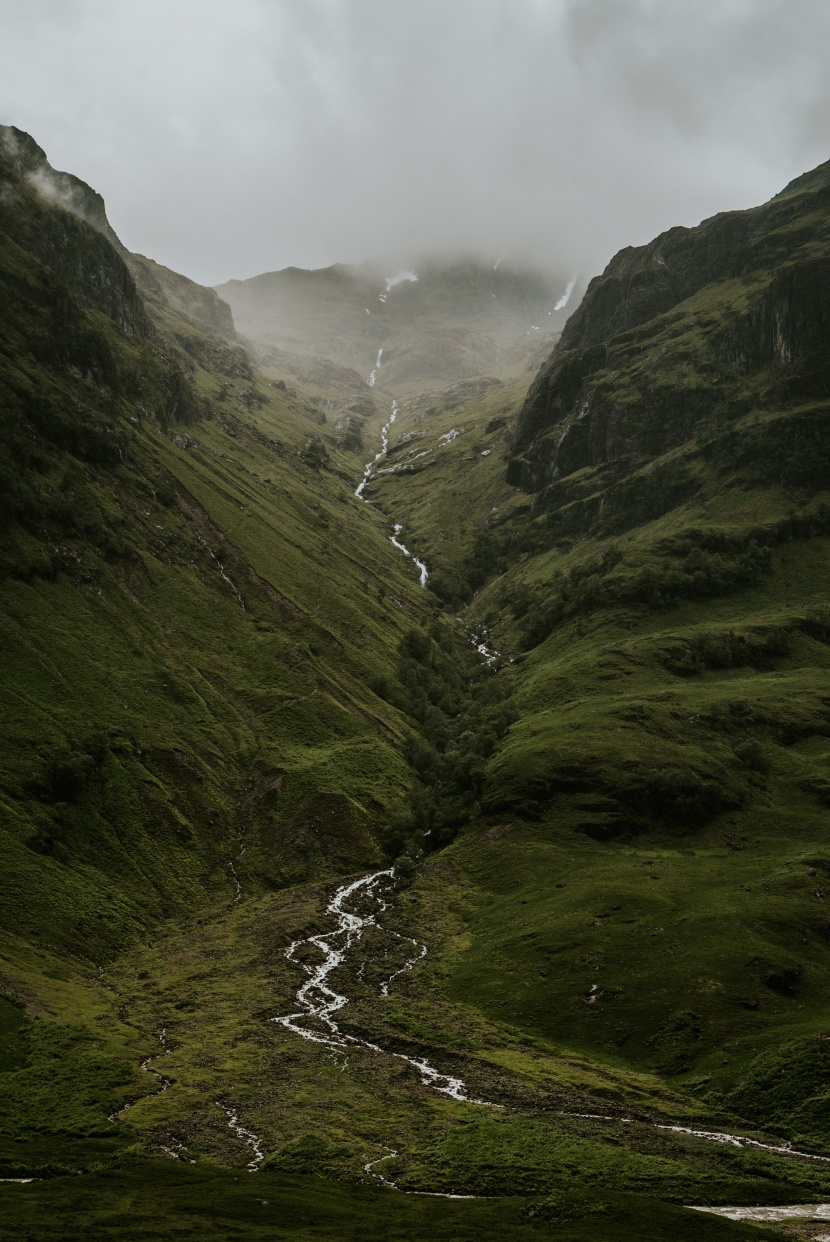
372 625 517 866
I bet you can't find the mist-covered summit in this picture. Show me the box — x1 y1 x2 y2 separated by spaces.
216 258 581 389
0 123 124 253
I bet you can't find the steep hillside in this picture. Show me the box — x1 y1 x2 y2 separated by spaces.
0 122 469 1019
372 158 830 1148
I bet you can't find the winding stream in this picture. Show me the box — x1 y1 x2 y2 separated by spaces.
368 348 383 388
354 397 430 586
561 1111 830 1164
272 868 491 1106
109 1028 173 1122
216 1102 265 1171
390 524 429 587
355 401 398 500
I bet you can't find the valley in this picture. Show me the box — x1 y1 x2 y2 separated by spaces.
1 122 830 1240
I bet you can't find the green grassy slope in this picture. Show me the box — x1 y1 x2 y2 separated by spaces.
0 124 448 948
366 160 830 1154
0 132 442 1188
0 1164 793 1242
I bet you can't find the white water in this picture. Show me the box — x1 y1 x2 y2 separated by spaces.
368 348 383 387
560 1111 830 1164
364 1148 400 1190
108 1027 197 1162
562 1110 830 1222
110 1028 172 1122
390 524 429 587
355 400 398 499
470 630 500 664
663 1123 830 1163
690 1204 830 1223
554 274 578 311
228 824 248 903
216 1102 265 1171
198 536 245 610
354 401 429 587
272 869 493 1106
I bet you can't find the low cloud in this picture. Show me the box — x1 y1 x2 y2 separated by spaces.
0 0 828 286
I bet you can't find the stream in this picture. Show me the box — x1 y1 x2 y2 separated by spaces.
272 868 491 1108
354 392 429 587
562 1110 830 1165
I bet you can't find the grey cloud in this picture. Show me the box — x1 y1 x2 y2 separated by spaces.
0 0 827 286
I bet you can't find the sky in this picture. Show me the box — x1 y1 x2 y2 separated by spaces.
0 0 828 287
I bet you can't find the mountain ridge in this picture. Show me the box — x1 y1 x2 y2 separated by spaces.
217 257 577 391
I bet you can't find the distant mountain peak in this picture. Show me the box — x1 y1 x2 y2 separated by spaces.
216 256 578 388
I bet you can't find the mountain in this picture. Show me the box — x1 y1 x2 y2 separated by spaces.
2 125 830 1240
217 258 574 391
367 154 830 1127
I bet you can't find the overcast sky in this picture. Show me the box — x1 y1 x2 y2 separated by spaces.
1 0 828 287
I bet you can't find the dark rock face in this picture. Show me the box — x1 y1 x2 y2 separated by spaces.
0 126 150 338
0 125 124 251
510 159 830 494
128 253 238 342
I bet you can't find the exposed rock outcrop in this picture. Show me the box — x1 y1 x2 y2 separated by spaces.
509 159 830 495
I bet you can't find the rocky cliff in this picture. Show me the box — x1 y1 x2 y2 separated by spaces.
509 158 830 497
